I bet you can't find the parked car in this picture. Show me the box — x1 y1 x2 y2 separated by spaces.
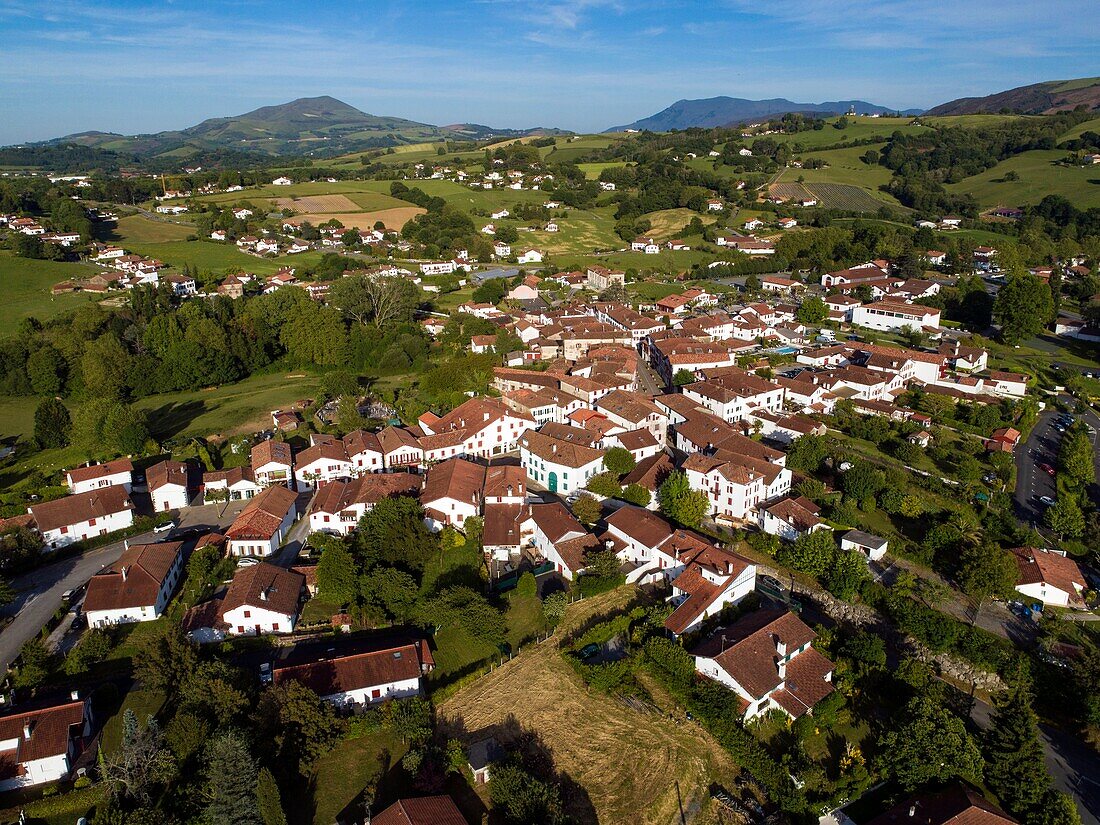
1038 495 1056 507
1037 463 1056 476
153 520 177 533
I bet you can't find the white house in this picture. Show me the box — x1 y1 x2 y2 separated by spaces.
251 441 294 488
493 241 511 257
519 429 604 495
758 495 828 541
272 177 293 186
0 697 92 791
294 437 354 489
65 459 133 495
273 640 433 707
1012 546 1088 608
692 609 835 720
986 371 1028 398
202 466 262 502
219 563 304 636
83 540 185 627
840 529 889 562
851 301 941 333
421 458 484 532
307 473 422 536
30 486 136 549
528 502 596 581
518 249 544 264
683 453 792 522
224 485 298 557
147 459 191 512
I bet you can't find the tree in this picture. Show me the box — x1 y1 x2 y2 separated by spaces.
27 345 66 395
1031 791 1083 825
957 543 1018 606
994 272 1053 344
673 368 696 386
256 767 288 825
824 549 870 600
586 472 622 498
101 710 177 803
328 274 418 329
603 446 636 477
253 682 344 770
571 493 601 526
778 529 836 578
877 696 984 791
621 483 651 507
984 681 1052 820
203 729 261 825
316 540 359 606
33 398 71 449
796 296 828 324
382 696 432 745
14 639 51 688
840 462 885 502
786 434 830 472
489 763 565 825
657 470 709 528
81 334 130 400
1045 497 1085 539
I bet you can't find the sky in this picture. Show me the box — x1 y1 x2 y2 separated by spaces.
0 0 1097 144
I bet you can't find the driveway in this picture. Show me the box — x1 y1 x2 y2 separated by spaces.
0 501 247 673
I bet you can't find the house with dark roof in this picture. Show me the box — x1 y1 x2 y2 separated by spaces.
519 428 605 495
202 466 262 503
865 783 1017 825
147 459 191 512
251 440 294 488
373 795 469 825
758 495 828 541
0 696 92 790
225 485 298 557
840 529 889 562
84 541 184 627
528 502 596 580
620 453 673 510
421 458 485 532
308 473 421 536
273 639 433 707
692 609 834 720
186 562 304 640
30 486 135 549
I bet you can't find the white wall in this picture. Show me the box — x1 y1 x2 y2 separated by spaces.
322 676 421 707
223 604 296 634
42 508 134 549
152 484 189 512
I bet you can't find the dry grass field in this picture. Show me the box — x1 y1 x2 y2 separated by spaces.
439 587 738 825
292 207 425 231
275 193 362 213
644 207 717 239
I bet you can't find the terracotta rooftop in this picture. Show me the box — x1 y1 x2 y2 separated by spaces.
83 541 183 614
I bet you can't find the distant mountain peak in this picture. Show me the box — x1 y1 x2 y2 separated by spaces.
924 77 1100 116
609 95 921 132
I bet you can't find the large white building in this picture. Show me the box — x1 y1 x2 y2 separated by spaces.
519 429 605 495
65 459 133 495
851 301 941 332
307 473 422 536
147 459 191 512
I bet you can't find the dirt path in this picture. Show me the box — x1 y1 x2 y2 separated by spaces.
439 588 737 825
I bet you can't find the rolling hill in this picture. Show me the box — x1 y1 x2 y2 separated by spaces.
609 96 922 132
925 77 1100 116
32 96 567 162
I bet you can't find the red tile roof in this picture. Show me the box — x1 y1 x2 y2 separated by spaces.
65 458 133 486
866 784 1017 825
84 541 182 613
30 486 134 534
373 796 468 825
274 640 429 697
221 562 303 618
0 699 86 765
225 485 297 541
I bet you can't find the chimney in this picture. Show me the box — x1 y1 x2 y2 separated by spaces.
909 806 917 818
121 566 128 581
71 690 80 701
23 721 32 740
259 587 268 602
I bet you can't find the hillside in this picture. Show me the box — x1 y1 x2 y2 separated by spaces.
32 96 566 162
926 77 1100 116
609 96 922 132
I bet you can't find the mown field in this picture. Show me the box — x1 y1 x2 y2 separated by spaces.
440 586 738 825
796 144 897 189
124 239 326 275
767 116 926 147
948 149 1100 208
524 206 620 255
0 252 100 326
113 214 195 243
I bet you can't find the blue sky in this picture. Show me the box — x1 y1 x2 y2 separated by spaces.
0 0 1096 144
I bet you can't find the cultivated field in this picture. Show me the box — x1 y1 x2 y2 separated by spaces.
768 181 815 202
291 207 425 231
806 183 901 212
440 587 737 825
275 193 362 213
642 207 715 239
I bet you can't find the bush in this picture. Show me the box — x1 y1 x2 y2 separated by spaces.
586 472 623 498
643 637 695 687
620 483 651 507
576 573 624 598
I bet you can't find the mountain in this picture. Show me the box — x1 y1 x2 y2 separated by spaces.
609 96 922 132
925 77 1100 116
35 97 567 163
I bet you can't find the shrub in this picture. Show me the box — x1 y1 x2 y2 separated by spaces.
586 472 623 498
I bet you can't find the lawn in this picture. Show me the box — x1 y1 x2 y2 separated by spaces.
304 728 409 825
526 206 620 255
439 586 739 825
791 145 896 189
358 178 547 213
101 686 166 756
948 149 1100 208
577 161 629 180
0 252 100 326
124 239 327 276
0 785 105 825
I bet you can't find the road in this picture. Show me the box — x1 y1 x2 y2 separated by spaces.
970 696 1100 825
0 500 247 673
636 354 665 395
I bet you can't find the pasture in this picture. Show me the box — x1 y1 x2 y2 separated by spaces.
113 214 194 243
795 144 896 189
525 206 620 254
0 253 99 326
123 239 325 275
641 207 714 239
948 149 1100 208
291 207 424 231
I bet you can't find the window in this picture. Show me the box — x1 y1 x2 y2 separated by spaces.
237 626 245 633
243 610 251 618
272 623 280 631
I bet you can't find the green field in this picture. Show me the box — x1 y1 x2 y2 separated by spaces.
767 116 927 148
577 161 629 179
794 145 897 188
949 149 1100 208
0 253 100 326
526 206 620 254
356 177 546 213
124 239 325 275
113 214 195 243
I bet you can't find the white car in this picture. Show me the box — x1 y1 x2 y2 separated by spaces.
1038 495 1056 507
153 520 177 533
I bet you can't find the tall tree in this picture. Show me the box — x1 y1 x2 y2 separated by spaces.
656 470 709 528
957 543 1018 606
994 273 1054 344
256 767 288 825
33 398 70 449
101 711 177 804
984 681 1052 820
877 696 984 791
203 730 261 825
